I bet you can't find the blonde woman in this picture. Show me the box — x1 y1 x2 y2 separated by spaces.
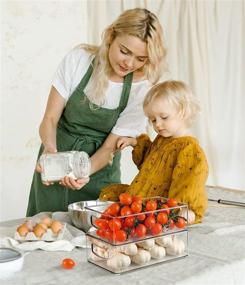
100 81 209 223
27 8 166 216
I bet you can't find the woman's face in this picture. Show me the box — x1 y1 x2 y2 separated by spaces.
144 97 186 138
108 34 148 79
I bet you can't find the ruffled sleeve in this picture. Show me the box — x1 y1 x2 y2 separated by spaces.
168 143 209 223
132 134 152 170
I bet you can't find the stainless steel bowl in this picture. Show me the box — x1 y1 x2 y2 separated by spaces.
68 200 105 232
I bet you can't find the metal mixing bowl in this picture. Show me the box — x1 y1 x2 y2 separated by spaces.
68 200 105 232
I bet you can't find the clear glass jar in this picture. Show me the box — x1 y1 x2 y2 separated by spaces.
39 151 91 182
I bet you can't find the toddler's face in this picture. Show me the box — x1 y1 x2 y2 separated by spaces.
108 34 148 80
144 97 187 138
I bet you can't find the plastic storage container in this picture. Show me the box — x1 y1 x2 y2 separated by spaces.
39 151 91 182
85 197 188 273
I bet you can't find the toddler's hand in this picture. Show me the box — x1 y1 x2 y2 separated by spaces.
117 137 137 150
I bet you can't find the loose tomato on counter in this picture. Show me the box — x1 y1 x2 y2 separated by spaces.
61 258 76 269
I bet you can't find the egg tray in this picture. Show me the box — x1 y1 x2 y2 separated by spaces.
14 223 66 242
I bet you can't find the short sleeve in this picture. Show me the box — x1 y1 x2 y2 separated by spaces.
51 48 92 101
111 82 151 137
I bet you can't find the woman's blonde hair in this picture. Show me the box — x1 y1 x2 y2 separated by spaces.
79 8 167 106
143 80 201 126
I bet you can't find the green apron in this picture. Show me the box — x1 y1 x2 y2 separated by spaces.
26 60 133 216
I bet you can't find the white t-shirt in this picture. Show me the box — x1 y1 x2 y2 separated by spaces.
52 48 151 137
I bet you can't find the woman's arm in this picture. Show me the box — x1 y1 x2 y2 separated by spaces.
60 133 121 189
39 86 66 153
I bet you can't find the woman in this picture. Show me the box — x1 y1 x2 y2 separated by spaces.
27 8 167 216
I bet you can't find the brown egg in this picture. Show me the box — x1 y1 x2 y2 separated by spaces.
50 220 63 235
39 223 48 230
17 223 29 237
33 224 46 238
40 216 52 227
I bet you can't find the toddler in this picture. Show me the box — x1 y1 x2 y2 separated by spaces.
99 81 208 223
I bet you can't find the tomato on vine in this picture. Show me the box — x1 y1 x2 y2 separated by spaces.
135 224 147 238
175 217 186 228
167 198 178 208
119 193 132 205
145 200 157 211
151 223 163 235
157 212 168 225
131 201 142 213
108 218 122 231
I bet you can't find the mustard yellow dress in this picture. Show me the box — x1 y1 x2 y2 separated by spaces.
99 134 209 223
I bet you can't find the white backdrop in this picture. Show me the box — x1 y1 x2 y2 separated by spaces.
1 0 244 221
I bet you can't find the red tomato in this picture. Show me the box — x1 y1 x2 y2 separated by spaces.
145 200 157 211
157 212 168 225
114 230 127 242
144 216 156 229
131 201 142 213
130 228 137 238
136 213 146 221
151 223 163 235
61 258 76 269
167 198 178 208
175 217 186 228
120 206 133 216
96 229 106 238
94 218 109 230
119 193 132 205
108 218 122 231
104 230 113 241
160 204 170 215
132 196 143 204
135 224 147 238
124 216 136 228
107 203 120 216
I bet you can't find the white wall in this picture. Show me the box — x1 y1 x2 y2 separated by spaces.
0 0 138 222
1 1 89 221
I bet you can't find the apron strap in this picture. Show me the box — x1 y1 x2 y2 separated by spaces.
118 72 133 113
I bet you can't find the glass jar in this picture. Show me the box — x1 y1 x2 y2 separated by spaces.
39 151 91 182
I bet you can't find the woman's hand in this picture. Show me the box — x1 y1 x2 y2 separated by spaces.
36 146 57 186
59 176 90 190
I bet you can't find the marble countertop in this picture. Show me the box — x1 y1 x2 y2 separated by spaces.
0 186 245 285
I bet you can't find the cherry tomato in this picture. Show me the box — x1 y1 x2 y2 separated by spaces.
157 212 168 225
144 216 156 229
96 228 106 238
94 218 109 230
124 216 136 228
108 218 122 231
61 258 76 269
106 203 120 216
120 206 133 216
135 224 147 238
167 198 178 208
145 200 157 211
131 201 142 213
175 217 186 228
119 193 132 205
104 229 113 241
132 196 143 204
151 223 163 235
136 213 146 221
114 230 127 242
160 204 170 215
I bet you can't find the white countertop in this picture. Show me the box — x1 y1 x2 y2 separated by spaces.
0 186 245 285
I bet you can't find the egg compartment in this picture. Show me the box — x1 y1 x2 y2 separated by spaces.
15 215 66 242
85 196 188 245
86 230 188 274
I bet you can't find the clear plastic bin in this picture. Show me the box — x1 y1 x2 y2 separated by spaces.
86 231 188 273
85 197 188 273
